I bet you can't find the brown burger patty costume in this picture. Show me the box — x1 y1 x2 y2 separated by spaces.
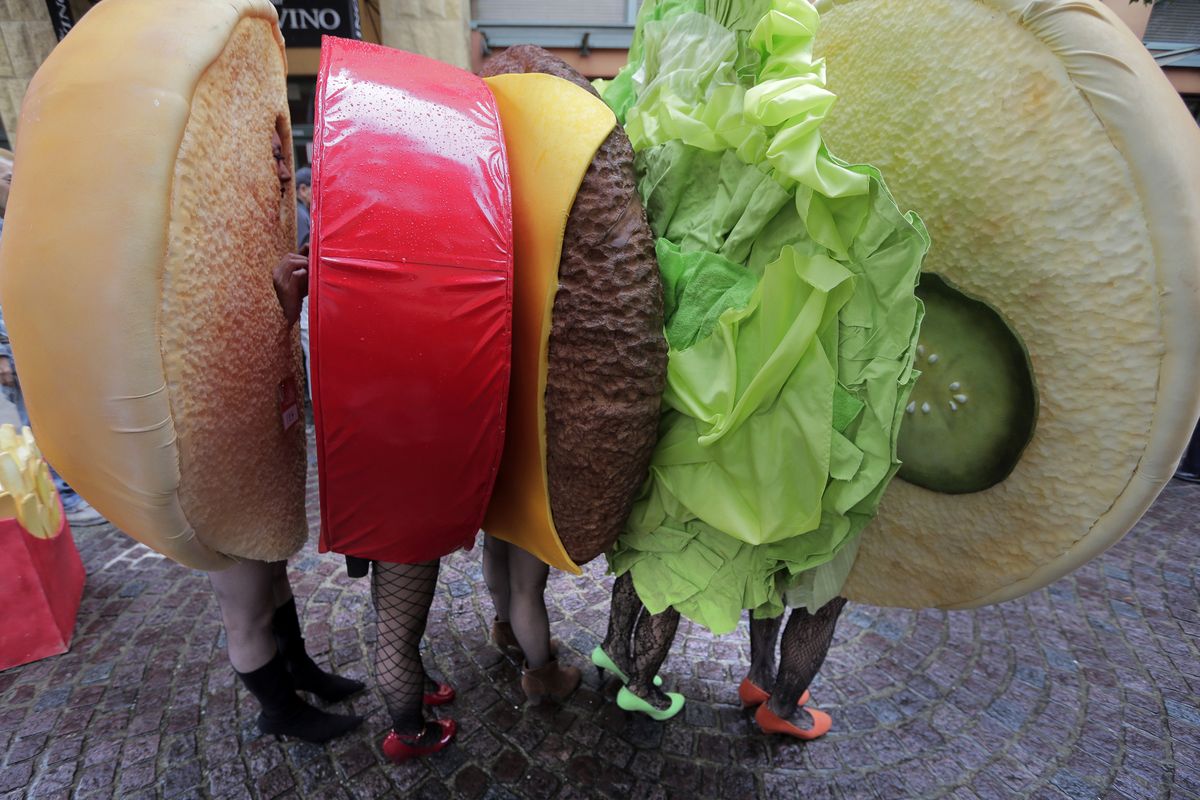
482 46 668 567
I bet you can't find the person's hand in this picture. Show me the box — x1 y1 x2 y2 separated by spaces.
273 253 308 327
0 356 13 387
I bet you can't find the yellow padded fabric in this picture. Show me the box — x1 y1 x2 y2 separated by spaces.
0 0 303 571
482 74 616 574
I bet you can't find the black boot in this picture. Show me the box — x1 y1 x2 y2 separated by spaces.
237 652 363 743
272 598 365 702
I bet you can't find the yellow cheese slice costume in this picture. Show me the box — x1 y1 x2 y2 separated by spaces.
482 74 617 574
0 0 306 570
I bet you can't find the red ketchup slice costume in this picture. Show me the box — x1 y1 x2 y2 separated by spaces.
309 37 513 563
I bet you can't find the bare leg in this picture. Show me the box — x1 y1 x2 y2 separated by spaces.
747 614 783 691
372 559 440 738
506 544 552 669
482 534 512 623
602 572 642 676
766 597 847 721
625 606 680 710
211 558 361 742
208 559 278 673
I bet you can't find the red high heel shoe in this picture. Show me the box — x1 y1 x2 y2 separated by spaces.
382 719 457 762
423 682 455 706
737 677 809 709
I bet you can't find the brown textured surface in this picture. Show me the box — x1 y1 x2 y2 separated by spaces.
484 47 667 564
160 17 308 562
548 126 667 564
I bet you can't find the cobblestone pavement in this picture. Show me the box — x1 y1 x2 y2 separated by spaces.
2 436 1198 800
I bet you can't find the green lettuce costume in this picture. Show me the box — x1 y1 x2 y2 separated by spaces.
603 0 929 634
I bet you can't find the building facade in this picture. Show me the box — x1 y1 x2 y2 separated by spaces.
470 0 638 78
0 0 1195 150
0 0 473 158
1106 0 1200 112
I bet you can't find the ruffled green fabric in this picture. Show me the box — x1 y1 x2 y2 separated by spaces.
603 0 928 634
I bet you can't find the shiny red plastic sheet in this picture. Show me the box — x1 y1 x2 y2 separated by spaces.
310 37 513 563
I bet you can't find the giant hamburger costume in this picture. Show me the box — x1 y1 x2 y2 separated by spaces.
4 0 1198 757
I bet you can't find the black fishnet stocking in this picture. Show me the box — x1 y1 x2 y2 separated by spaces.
601 572 642 676
626 606 680 710
766 597 847 719
748 614 783 691
371 559 439 734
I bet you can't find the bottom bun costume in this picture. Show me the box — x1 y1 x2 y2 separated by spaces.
0 0 306 571
0 0 370 745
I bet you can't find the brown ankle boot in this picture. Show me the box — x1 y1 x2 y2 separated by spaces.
492 619 523 656
521 659 581 703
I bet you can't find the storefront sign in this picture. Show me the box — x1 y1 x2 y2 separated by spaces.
273 1 361 47
43 1 362 46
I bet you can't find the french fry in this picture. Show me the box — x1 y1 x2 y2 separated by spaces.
0 424 62 539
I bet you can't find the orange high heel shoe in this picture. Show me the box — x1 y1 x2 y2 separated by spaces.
754 701 831 740
737 677 809 709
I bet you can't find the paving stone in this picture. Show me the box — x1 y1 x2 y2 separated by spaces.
256 763 295 799
453 764 490 799
3 735 43 766
1 432 1197 798
116 761 156 794
0 763 32 794
73 761 116 798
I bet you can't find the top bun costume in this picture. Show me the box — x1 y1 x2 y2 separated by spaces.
602 0 1200 632
0 0 305 571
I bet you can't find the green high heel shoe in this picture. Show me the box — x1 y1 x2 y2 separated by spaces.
590 646 662 687
616 685 685 721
